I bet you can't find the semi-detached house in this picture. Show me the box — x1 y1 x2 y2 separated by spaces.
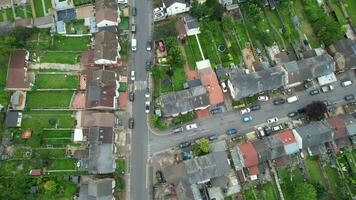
94 31 121 65
163 0 189 16
95 0 120 28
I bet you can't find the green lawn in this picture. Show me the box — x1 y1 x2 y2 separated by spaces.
327 0 347 25
265 10 290 49
32 148 66 159
33 0 44 17
5 8 14 22
21 111 74 130
40 52 80 64
184 36 202 70
119 36 129 62
255 182 278 200
324 165 349 199
116 159 125 174
343 0 356 27
44 0 52 13
52 35 89 51
34 74 78 89
25 5 33 18
26 91 73 108
243 188 256 200
48 159 76 170
171 66 186 91
73 0 92 6
277 1 301 43
235 20 249 48
43 130 72 138
277 167 304 200
119 17 129 30
304 157 326 187
15 6 25 19
118 82 127 92
43 138 72 145
198 29 219 66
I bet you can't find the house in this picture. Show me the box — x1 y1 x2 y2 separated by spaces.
163 151 231 200
5 112 22 128
346 124 356 144
9 91 26 110
78 177 115 200
183 15 200 36
94 31 121 65
29 169 43 176
252 139 271 163
198 67 224 105
280 54 335 88
83 69 119 110
219 0 232 6
236 143 259 178
159 85 209 117
81 111 115 128
215 64 227 81
56 9 76 22
56 21 66 34
327 116 351 151
163 0 189 16
227 66 286 101
329 38 356 71
5 50 31 91
33 16 55 28
293 121 334 156
277 130 299 155
87 127 116 174
267 135 286 160
95 0 119 28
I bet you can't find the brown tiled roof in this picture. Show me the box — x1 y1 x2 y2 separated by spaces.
76 5 94 19
94 31 118 62
80 50 94 66
6 50 31 90
327 117 347 140
82 111 114 127
96 9 118 24
199 68 224 105
237 143 258 168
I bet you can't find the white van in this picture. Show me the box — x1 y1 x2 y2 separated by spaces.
341 80 352 87
131 38 137 51
287 95 299 103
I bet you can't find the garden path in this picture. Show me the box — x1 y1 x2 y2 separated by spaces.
194 34 205 60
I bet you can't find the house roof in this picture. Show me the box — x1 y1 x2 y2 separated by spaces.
215 64 227 81
79 177 113 200
237 143 258 168
5 111 21 128
57 9 76 22
6 50 30 90
56 21 65 33
75 5 94 19
96 8 118 24
252 139 270 163
331 38 356 70
229 66 286 100
267 135 286 160
346 124 356 137
184 15 199 30
163 0 186 8
277 130 296 145
199 67 224 105
160 85 209 117
89 127 113 144
327 116 347 140
88 143 115 174
294 121 334 149
29 169 42 176
94 31 118 62
82 112 114 128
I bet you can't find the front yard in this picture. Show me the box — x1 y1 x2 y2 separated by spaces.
26 91 74 108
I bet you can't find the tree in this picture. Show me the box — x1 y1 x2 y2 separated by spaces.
164 37 184 67
190 0 209 18
43 180 57 193
312 182 327 200
294 183 317 200
305 101 327 120
191 139 210 156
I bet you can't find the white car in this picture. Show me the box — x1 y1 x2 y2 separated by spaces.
221 82 227 93
257 127 265 137
131 70 135 81
186 123 197 130
145 101 150 113
258 96 269 101
145 88 150 98
240 108 251 115
267 117 279 124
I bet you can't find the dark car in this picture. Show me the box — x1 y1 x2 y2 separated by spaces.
287 111 298 118
210 107 222 115
145 60 152 71
263 126 271 136
273 98 286 105
132 7 137 16
155 171 165 183
225 129 237 135
250 104 261 111
207 134 218 141
297 108 306 114
129 92 134 102
344 94 355 101
128 118 134 129
178 141 191 149
146 41 152 51
309 89 320 96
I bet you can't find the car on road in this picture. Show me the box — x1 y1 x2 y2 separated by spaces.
129 92 135 102
145 88 150 98
128 118 134 129
178 141 191 148
173 127 183 134
132 7 137 16
186 123 197 130
155 171 164 183
323 100 331 106
240 108 251 115
272 124 283 132
207 134 218 141
258 96 269 101
131 23 136 33
145 60 152 71
225 128 237 135
146 41 152 51
250 104 261 111
341 80 352 87
131 70 135 81
287 111 298 118
145 101 150 113
297 108 306 114
257 127 266 138
267 117 279 124
273 98 285 105
242 115 252 122
344 94 355 101
309 89 320 96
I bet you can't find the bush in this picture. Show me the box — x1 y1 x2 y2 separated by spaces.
150 115 168 130
171 113 194 125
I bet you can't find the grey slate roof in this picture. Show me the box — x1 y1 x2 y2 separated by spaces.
267 135 286 160
295 121 334 149
215 64 227 81
251 139 270 163
229 66 286 101
5 111 20 127
163 0 186 8
79 177 113 200
160 85 209 117
184 15 199 30
331 38 356 70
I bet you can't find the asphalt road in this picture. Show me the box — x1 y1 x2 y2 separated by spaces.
148 78 356 154
129 0 152 199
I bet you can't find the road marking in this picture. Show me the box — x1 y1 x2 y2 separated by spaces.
134 81 147 91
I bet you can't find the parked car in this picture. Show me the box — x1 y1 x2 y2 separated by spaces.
145 101 150 113
344 94 355 101
263 126 272 136
273 98 285 105
173 127 184 134
129 91 135 102
267 117 279 124
250 104 261 111
225 128 237 135
221 81 227 93
309 89 320 96
155 171 164 183
145 60 152 71
297 108 306 114
258 96 269 101
257 127 265 138
271 124 283 132
132 7 137 16
341 80 352 87
178 141 191 148
240 108 251 115
146 40 152 51
287 111 298 118
131 70 135 81
158 40 165 52
131 23 136 33
128 118 134 129
207 134 218 141
242 115 252 122
145 88 150 98
210 107 222 115
186 123 198 130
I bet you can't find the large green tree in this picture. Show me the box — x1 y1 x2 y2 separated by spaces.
191 139 210 156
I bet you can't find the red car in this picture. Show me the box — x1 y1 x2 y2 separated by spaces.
158 40 165 52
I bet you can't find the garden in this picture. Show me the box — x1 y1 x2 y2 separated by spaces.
26 91 74 108
34 73 78 89
73 0 92 6
343 0 356 27
65 20 89 34
33 0 44 17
